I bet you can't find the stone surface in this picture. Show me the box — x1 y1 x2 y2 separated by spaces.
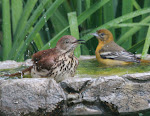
0 74 150 115
0 59 33 70
0 60 23 70
0 78 65 116
61 75 150 115
123 72 150 81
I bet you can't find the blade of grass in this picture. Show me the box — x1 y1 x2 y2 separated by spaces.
40 27 69 50
11 0 24 61
29 27 44 50
81 7 150 42
121 0 133 49
14 0 64 61
132 0 141 10
103 0 115 40
63 0 72 12
128 39 145 52
78 0 110 25
117 16 150 45
81 45 90 55
41 0 51 41
113 23 150 27
41 0 110 50
9 0 38 60
77 0 82 16
13 0 38 41
2 0 12 60
50 9 68 34
68 12 80 57
33 32 44 50
11 0 23 35
137 0 150 53
141 27 150 59
8 0 52 60
85 0 91 27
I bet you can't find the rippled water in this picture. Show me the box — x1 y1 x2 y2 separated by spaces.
1 59 150 79
77 59 150 77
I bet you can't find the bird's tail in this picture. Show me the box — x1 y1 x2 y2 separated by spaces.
0 66 33 77
140 59 150 63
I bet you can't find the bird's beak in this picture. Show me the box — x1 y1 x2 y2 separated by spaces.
77 39 85 44
73 40 85 44
91 32 99 37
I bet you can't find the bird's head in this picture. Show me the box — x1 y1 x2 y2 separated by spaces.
56 35 84 53
91 29 113 43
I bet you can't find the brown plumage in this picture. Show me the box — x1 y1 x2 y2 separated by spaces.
1 35 84 82
91 29 150 66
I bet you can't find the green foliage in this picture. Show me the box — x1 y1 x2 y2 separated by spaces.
68 12 80 57
142 26 150 59
2 0 12 60
1 0 150 61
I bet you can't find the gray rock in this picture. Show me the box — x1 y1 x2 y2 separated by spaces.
61 75 150 115
0 60 22 70
0 59 33 70
123 72 150 82
0 72 150 115
66 104 103 116
0 78 65 116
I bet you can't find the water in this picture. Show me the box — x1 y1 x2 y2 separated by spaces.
77 59 150 77
1 59 150 79
0 66 32 80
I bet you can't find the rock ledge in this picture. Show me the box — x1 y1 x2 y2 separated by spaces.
0 73 150 115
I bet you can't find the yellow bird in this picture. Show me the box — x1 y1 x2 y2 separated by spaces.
91 29 149 66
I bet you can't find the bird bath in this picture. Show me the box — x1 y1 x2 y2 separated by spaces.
0 55 150 116
1 55 150 79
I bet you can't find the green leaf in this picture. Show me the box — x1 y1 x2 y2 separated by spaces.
141 27 150 59
85 0 91 27
40 26 69 50
41 0 110 50
77 0 110 25
11 0 23 34
103 0 115 40
8 0 52 60
128 40 145 52
68 12 80 57
121 0 133 49
132 0 141 10
2 0 12 60
14 0 65 61
13 0 38 41
50 9 68 33
137 0 150 53
113 23 150 27
117 16 150 45
81 7 150 42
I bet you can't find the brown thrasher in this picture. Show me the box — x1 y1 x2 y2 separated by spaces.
1 35 84 82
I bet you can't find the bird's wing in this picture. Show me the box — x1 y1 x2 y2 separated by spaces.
35 55 56 71
32 48 56 63
100 51 140 63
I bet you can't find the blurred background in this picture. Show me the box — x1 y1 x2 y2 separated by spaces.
0 0 150 61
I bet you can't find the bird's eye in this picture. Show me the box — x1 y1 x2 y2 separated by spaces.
100 33 105 37
65 41 69 43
